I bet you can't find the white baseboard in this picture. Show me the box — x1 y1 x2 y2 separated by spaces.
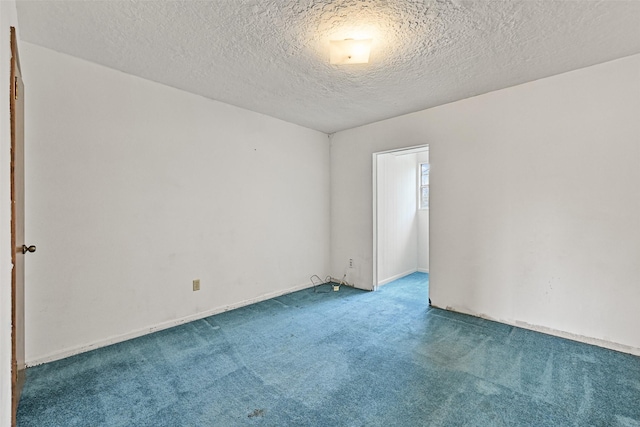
417 268 429 273
27 280 315 367
377 268 417 287
511 320 640 356
431 304 640 357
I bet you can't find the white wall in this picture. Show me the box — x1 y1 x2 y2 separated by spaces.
21 43 331 365
331 54 640 354
1 2 20 425
417 150 429 273
376 152 417 285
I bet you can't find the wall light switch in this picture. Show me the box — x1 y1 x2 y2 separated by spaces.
193 279 200 291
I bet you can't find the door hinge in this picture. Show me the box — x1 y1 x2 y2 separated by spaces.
14 76 18 100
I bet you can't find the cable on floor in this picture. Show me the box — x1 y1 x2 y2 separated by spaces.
310 274 331 293
310 274 355 293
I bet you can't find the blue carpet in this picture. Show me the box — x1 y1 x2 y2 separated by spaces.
18 273 640 426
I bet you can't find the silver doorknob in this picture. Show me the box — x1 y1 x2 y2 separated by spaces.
22 245 36 254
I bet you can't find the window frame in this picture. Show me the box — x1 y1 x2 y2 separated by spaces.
419 162 429 210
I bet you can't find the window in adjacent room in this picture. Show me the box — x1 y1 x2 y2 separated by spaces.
419 162 429 210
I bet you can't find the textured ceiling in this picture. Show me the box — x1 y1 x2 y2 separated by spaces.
16 0 640 133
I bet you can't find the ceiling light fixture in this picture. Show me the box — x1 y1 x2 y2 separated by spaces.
329 38 372 65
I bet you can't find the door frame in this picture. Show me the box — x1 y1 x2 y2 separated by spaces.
372 144 429 290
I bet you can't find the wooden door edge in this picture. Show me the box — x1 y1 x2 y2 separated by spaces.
9 25 25 427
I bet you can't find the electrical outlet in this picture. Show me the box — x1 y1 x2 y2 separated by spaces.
349 258 354 268
193 279 200 291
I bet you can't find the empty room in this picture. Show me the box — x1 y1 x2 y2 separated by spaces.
1 1 639 426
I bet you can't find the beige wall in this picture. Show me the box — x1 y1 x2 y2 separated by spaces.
22 43 331 365
331 54 640 354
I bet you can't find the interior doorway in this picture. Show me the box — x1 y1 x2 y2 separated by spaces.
372 145 429 291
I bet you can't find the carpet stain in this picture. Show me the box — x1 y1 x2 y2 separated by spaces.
248 408 265 418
